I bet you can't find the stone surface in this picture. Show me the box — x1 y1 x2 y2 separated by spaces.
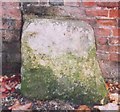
21 18 107 105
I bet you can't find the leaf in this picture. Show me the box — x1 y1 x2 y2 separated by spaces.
13 103 32 110
4 83 12 90
8 100 20 110
94 103 119 111
0 87 6 92
105 82 110 90
0 93 7 99
8 100 32 110
108 93 119 104
76 105 91 112
1 75 21 93
0 76 4 82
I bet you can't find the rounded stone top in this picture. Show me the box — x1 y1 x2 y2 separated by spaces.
22 18 95 58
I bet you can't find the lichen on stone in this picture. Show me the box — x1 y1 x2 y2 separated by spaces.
21 40 107 105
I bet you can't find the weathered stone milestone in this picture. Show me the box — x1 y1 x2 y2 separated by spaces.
21 18 107 105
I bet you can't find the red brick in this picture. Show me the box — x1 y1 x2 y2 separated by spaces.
15 20 22 29
2 62 21 75
2 30 21 42
118 19 120 27
39 0 48 4
64 0 80 6
2 8 21 20
109 38 120 45
0 18 22 30
82 2 95 7
58 6 85 19
80 18 96 26
95 28 111 37
4 42 21 53
0 1 2 9
0 4 2 17
64 2 80 6
0 21 2 30
97 45 109 52
109 53 120 62
2 2 20 9
2 18 16 30
85 9 108 17
97 2 119 8
97 19 117 26
96 52 109 60
97 37 108 45
109 9 120 18
112 28 120 36
109 46 120 53
7 53 21 63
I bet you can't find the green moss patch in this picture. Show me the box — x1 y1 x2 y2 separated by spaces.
21 40 107 105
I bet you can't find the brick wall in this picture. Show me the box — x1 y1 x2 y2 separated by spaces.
1 1 120 79
1 2 22 75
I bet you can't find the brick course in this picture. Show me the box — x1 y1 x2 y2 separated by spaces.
96 2 119 8
97 19 117 26
85 9 109 17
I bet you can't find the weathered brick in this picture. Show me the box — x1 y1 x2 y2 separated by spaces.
109 46 120 53
1 19 22 30
97 2 119 8
97 37 108 45
2 18 16 30
85 9 108 17
0 30 2 38
109 53 120 62
112 28 120 36
118 19 120 27
109 9 120 18
2 43 5 52
97 45 109 52
39 0 49 5
2 30 21 42
0 7 2 17
96 52 109 60
80 18 96 26
82 2 95 7
0 21 2 30
97 19 117 26
108 38 120 45
49 0 64 6
3 42 21 53
7 53 21 63
2 52 7 63
2 2 20 9
0 1 2 6
0 42 2 52
0 58 1 72
2 7 21 20
15 20 22 29
2 62 21 75
57 6 86 19
64 0 81 6
99 60 120 79
95 28 111 37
